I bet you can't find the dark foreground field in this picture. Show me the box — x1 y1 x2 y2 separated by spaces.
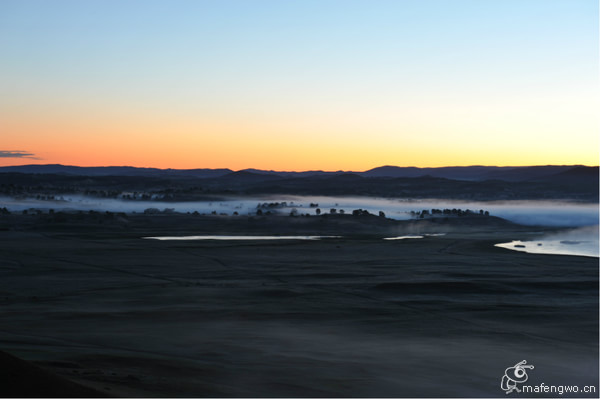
0 214 597 397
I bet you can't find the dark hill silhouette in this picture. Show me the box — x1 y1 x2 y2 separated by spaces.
360 165 589 181
1 164 595 182
534 166 600 185
241 168 342 178
481 165 585 182
326 173 364 181
0 164 597 202
548 165 599 179
219 170 284 183
0 164 232 178
361 165 514 180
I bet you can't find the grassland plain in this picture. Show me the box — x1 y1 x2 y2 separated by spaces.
0 213 597 397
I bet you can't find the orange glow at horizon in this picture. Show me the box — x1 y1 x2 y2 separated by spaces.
1 85 598 171
2 123 598 171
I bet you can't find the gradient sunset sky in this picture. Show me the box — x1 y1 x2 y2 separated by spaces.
1 0 598 171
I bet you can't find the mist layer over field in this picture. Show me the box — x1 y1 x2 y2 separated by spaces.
1 195 597 227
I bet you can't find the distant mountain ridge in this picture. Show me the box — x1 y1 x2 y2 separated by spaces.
1 164 597 202
0 164 595 183
361 165 598 182
0 164 233 179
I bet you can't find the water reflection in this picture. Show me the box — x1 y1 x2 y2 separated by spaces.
144 235 342 241
495 226 599 258
495 240 598 258
383 236 424 240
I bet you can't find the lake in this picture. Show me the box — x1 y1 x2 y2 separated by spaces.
144 235 341 241
496 225 599 258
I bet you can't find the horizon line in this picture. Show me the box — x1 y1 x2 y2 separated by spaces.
0 162 597 174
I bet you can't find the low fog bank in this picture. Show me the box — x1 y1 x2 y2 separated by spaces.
0 195 597 227
543 225 600 241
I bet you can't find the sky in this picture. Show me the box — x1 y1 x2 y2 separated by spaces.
0 0 598 171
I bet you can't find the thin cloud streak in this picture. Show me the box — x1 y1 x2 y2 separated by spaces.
0 151 39 159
